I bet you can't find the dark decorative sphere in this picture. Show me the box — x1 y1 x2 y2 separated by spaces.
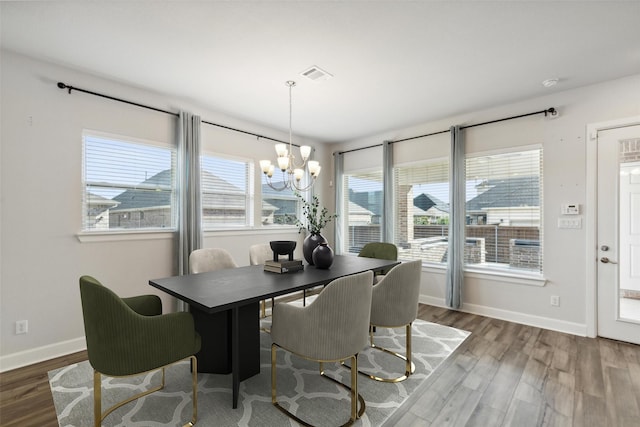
312 242 334 269
303 233 327 265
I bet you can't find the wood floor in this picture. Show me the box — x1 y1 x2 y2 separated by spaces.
1 305 639 427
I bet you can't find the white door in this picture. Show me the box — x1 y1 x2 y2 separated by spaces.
597 125 640 344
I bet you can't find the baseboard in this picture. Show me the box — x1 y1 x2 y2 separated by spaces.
0 337 86 373
420 296 587 337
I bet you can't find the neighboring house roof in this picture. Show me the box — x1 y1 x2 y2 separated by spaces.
86 192 120 216
412 204 448 217
349 189 382 216
466 176 539 211
261 182 296 215
413 193 449 214
349 201 374 216
112 169 252 212
111 169 172 211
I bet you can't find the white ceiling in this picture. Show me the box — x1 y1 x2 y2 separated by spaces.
2 1 640 143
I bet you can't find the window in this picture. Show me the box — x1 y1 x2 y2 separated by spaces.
465 148 543 274
201 154 254 229
82 132 176 231
393 159 450 264
342 170 383 254
260 175 299 226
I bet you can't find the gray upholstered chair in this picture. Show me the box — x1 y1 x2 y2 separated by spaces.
79 275 200 427
366 259 422 382
189 247 238 274
271 270 374 426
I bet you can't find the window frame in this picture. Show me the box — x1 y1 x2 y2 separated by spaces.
81 130 177 235
392 156 450 266
200 151 255 230
463 145 544 277
341 167 384 255
259 173 302 229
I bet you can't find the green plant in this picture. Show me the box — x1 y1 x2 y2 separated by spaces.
293 192 337 234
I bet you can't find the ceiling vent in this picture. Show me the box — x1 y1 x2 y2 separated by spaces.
300 65 333 83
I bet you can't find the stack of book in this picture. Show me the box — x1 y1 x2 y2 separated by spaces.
264 259 304 274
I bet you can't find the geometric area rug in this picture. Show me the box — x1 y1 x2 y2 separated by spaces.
49 320 469 426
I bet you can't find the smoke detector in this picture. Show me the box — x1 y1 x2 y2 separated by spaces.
300 65 333 83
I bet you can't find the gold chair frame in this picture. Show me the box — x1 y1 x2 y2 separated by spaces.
271 344 365 426
93 355 198 427
345 323 416 383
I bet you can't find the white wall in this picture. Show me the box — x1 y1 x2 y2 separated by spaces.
0 51 331 371
330 73 640 336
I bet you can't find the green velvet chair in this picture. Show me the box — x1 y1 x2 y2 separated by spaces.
358 242 398 280
79 275 201 427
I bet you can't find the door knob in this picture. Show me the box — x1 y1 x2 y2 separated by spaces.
600 257 618 264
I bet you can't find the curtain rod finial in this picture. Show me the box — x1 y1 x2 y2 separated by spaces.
57 82 73 94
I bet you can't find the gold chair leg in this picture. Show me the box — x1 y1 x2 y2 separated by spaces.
94 370 101 427
188 355 198 426
353 323 416 383
271 345 365 427
271 343 277 405
95 358 197 427
350 355 358 421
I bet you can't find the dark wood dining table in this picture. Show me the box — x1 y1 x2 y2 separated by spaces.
149 254 400 408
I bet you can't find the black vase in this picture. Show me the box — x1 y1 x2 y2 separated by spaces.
312 242 334 269
303 233 327 265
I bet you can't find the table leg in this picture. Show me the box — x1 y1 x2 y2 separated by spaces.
190 302 259 408
232 306 239 409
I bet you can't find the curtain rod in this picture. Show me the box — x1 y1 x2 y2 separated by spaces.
56 82 292 146
336 107 557 155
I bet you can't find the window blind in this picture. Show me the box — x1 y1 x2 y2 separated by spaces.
393 159 450 263
465 148 543 273
200 155 254 228
260 174 299 226
342 170 383 254
83 133 175 231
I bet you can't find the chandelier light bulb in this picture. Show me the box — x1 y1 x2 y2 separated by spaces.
275 143 288 157
277 156 289 171
300 145 311 160
260 160 272 174
308 160 320 176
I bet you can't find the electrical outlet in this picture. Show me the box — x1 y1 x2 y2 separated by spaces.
550 296 560 307
15 320 28 334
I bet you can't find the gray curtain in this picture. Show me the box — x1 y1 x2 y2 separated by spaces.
334 152 344 255
382 140 394 243
446 125 465 309
177 111 202 310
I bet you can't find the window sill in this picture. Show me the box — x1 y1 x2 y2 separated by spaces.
419 263 547 287
77 229 175 243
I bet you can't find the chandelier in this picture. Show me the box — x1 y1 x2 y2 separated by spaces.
260 81 321 192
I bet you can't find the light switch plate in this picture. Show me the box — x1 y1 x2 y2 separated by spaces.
558 218 582 229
